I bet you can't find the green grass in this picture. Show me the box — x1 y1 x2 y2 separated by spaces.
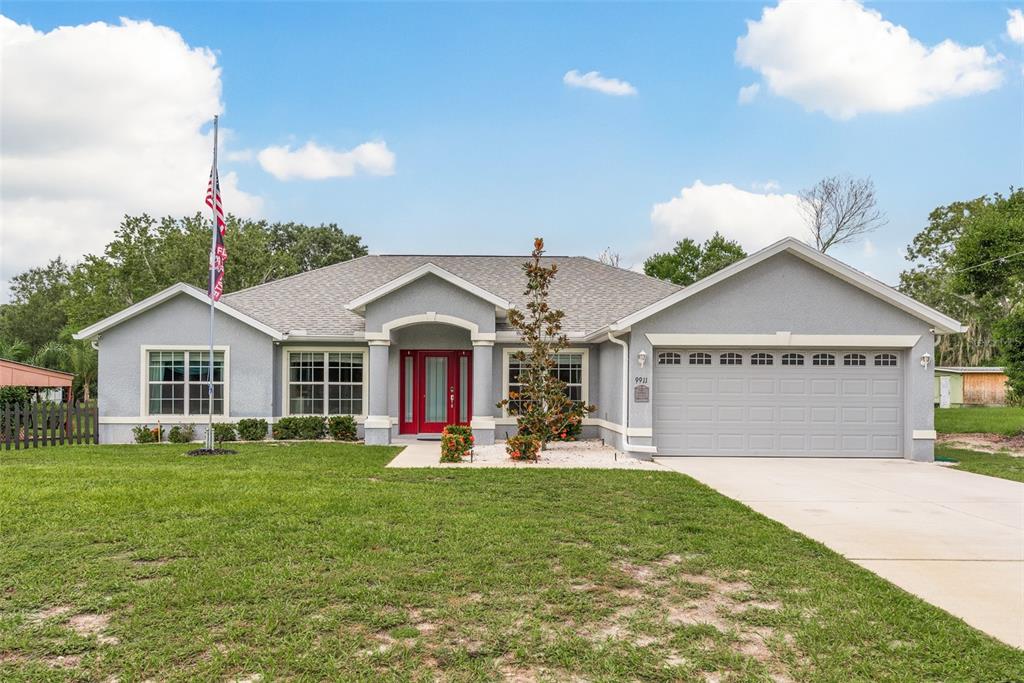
1 443 1022 682
935 406 1024 436
936 445 1024 483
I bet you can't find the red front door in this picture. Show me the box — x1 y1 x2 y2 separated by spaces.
399 350 472 434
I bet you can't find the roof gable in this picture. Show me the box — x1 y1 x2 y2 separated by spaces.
610 238 965 334
73 283 285 341
346 263 512 313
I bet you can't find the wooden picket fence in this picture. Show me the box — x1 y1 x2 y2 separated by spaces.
1 402 98 450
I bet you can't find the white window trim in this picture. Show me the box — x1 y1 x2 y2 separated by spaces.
140 345 231 418
281 346 369 417
500 347 590 418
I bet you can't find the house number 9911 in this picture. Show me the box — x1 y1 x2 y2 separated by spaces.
634 377 648 384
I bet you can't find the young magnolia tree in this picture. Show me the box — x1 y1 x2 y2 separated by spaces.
498 238 595 459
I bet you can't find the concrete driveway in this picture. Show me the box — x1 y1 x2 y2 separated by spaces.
654 457 1024 648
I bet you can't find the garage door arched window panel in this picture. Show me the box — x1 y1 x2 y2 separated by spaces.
812 353 836 367
781 353 804 366
720 352 743 365
657 352 681 366
688 352 712 365
874 353 898 367
843 353 866 367
750 352 774 366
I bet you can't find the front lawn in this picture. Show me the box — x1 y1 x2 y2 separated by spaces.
935 406 1024 436
936 445 1024 483
1 444 1021 682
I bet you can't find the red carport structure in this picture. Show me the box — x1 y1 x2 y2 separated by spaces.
0 359 74 400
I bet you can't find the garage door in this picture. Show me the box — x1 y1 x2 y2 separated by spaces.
653 349 903 457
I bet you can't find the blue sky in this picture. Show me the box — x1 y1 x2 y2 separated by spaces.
2 1 1021 295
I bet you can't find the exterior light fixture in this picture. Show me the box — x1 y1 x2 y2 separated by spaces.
920 352 931 369
637 350 647 368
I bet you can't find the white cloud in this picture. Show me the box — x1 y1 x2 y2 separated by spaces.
735 0 1004 119
0 15 262 296
738 83 760 104
225 149 255 163
562 69 637 96
650 181 806 252
1008 9 1024 44
257 141 395 181
751 179 780 192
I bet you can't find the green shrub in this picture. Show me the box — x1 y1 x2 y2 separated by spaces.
272 416 326 440
328 415 358 441
506 433 540 461
549 416 583 442
132 425 163 444
167 424 195 444
211 423 236 444
237 418 268 441
441 424 473 462
0 386 30 406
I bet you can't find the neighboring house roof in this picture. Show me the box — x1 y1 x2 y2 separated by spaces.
0 359 74 388
72 283 286 341
222 255 680 337
607 238 965 335
935 367 1006 374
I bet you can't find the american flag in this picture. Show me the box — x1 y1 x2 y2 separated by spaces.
205 165 227 301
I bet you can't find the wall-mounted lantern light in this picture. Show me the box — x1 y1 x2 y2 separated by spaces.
920 352 931 369
637 350 647 368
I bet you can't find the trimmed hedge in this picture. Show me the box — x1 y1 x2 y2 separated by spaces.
237 418 268 441
272 416 326 441
211 423 236 443
167 424 195 444
132 425 163 444
328 415 358 441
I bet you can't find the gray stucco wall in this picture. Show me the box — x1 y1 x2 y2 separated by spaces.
97 293 275 443
364 274 496 334
627 252 935 459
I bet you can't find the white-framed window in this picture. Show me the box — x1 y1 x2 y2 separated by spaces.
844 353 866 367
689 352 712 365
874 353 898 367
812 353 836 367
503 348 589 416
142 346 228 416
720 352 743 365
283 348 368 416
782 353 804 366
751 352 774 366
657 352 681 365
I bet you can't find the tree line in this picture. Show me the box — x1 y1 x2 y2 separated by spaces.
0 214 367 401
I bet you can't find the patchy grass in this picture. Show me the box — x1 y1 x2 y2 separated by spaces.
936 445 1024 483
935 406 1024 436
0 443 1021 682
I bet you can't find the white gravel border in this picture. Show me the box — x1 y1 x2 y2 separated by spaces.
388 439 667 470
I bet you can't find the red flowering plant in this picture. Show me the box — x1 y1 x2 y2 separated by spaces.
497 238 596 461
440 424 474 463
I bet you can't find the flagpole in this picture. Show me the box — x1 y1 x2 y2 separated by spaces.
206 115 219 450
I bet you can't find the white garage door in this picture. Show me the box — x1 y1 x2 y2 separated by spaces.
653 349 903 457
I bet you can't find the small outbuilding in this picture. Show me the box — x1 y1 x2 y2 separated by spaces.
934 367 1009 407
0 358 74 402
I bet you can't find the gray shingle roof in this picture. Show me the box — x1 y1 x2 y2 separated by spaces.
222 255 680 337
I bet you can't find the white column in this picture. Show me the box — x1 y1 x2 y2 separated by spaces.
365 340 391 445
470 340 495 445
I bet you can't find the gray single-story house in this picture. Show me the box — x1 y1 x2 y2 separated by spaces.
74 237 963 461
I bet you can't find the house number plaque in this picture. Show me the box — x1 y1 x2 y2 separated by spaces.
634 385 650 403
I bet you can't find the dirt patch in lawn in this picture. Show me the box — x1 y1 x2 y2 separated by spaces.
938 433 1024 456
66 612 119 645
26 604 74 624
581 555 799 680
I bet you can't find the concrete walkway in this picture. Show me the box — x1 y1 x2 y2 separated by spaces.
654 457 1024 648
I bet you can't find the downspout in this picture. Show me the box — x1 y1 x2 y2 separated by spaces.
607 332 658 457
